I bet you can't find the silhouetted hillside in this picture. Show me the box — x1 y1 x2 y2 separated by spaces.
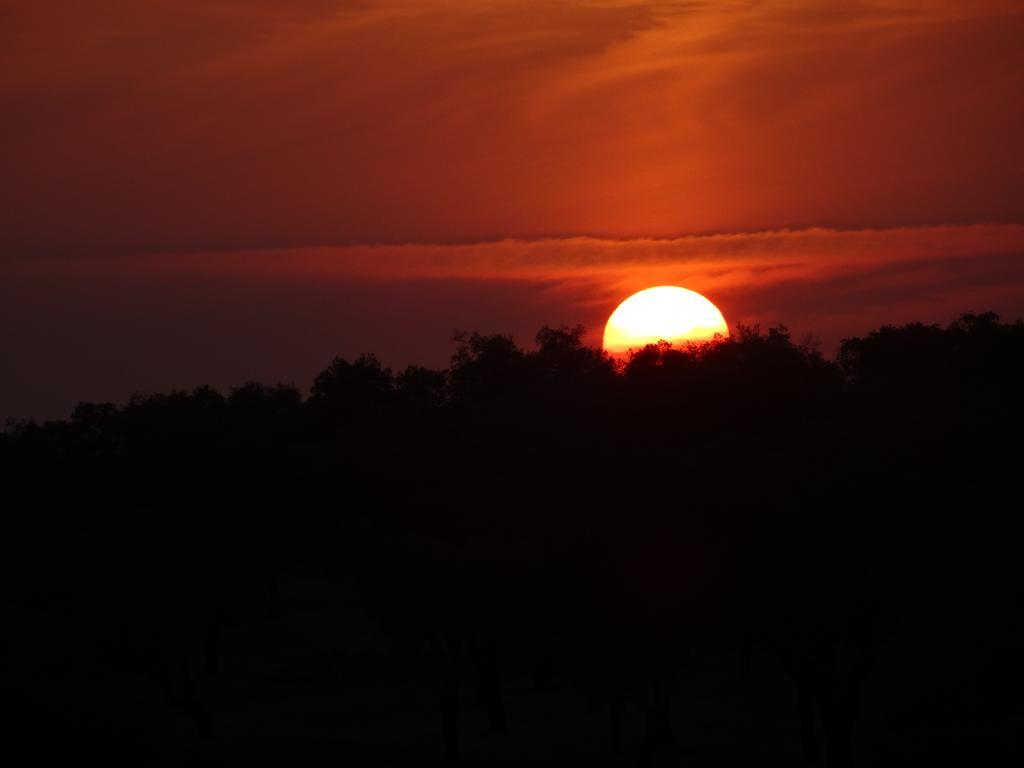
4 313 1022 765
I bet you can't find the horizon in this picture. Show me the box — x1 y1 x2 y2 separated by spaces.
4 305 1020 425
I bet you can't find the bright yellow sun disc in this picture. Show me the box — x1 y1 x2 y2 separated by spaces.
603 286 728 354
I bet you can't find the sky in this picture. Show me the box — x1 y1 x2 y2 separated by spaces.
2 1 1023 420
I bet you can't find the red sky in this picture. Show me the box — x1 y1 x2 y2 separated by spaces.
2 1 1023 420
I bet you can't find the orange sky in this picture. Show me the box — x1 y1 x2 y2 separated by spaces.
2 1 1023 418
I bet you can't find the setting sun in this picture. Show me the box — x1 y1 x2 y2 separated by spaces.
603 286 728 354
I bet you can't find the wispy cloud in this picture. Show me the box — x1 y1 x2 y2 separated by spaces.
41 222 1021 289
3 2 1022 254
20 222 1024 336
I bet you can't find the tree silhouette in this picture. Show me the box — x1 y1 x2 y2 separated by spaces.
3 312 1022 763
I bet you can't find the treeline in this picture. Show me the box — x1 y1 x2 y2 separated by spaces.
3 312 1023 764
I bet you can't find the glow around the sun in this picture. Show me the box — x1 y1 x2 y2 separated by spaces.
603 286 729 354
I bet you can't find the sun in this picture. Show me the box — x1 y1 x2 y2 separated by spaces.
603 286 728 354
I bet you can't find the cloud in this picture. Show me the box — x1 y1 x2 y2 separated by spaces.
34 221 1021 292
2 1 1022 255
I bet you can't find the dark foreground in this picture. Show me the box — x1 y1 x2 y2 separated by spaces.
5 314 1023 764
